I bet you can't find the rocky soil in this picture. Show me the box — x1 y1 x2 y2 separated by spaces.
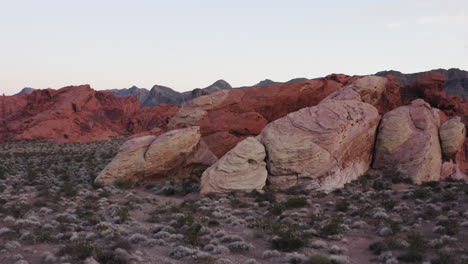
1 141 467 264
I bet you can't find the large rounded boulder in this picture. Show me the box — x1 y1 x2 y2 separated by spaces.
200 137 267 194
373 99 442 184
95 127 217 184
258 99 380 192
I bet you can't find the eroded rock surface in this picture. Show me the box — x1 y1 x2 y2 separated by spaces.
200 137 267 194
95 127 217 184
259 99 380 192
373 99 442 184
168 79 345 157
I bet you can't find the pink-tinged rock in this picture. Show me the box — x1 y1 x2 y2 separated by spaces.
258 99 380 192
373 99 442 184
95 127 217 184
200 137 267 194
440 117 466 159
441 161 466 180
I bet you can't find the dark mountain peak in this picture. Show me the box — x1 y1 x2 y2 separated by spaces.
203 80 232 93
253 79 278 87
14 87 35 96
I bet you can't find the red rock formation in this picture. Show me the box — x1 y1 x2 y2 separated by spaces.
380 72 468 172
0 85 178 143
169 79 345 157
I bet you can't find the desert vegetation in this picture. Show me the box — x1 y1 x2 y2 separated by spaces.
0 140 467 264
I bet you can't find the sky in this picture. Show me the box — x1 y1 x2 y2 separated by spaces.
1 0 467 95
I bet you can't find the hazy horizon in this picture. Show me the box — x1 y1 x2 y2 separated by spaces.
1 0 467 95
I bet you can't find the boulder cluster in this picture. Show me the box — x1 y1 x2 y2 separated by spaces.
95 73 467 193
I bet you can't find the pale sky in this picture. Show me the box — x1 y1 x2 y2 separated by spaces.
1 0 467 95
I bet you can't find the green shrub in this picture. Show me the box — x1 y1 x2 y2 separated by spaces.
369 241 386 255
61 181 77 198
335 199 350 212
253 190 276 203
0 166 8 179
413 188 431 199
59 239 98 260
270 203 286 215
398 233 427 262
307 254 333 264
184 223 202 246
284 197 308 209
320 217 342 237
114 178 135 189
271 223 308 252
437 219 459 235
373 179 391 190
116 206 130 223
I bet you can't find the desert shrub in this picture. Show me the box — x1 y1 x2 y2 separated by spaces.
25 168 39 181
437 219 459 235
230 197 248 208
185 223 202 246
373 179 391 190
0 202 32 218
181 178 199 194
413 188 431 199
253 190 276 203
284 197 308 208
307 254 333 264
61 181 77 198
0 166 8 179
33 229 53 243
368 241 386 255
422 206 440 219
270 203 286 215
59 239 98 260
208 219 220 227
309 213 324 226
381 198 397 210
195 255 218 264
114 178 135 189
320 217 342 237
398 233 427 262
441 191 457 202
335 199 350 212
116 206 130 223
271 223 308 252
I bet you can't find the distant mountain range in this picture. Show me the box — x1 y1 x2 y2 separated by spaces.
11 68 468 105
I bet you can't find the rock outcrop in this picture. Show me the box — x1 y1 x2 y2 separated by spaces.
376 68 468 100
258 98 380 192
200 137 267 194
440 117 466 159
0 85 179 143
373 99 443 184
95 127 217 184
169 79 345 157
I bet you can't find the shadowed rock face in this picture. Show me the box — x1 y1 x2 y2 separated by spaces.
95 127 217 184
0 85 179 143
375 68 468 100
373 99 443 184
